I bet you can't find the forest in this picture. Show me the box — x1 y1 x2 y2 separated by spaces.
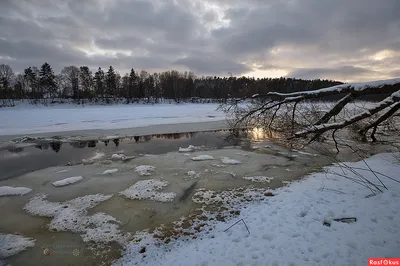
0 63 342 105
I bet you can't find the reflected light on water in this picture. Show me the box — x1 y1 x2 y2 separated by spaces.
250 127 281 140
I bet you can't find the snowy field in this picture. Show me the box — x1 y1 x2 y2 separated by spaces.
116 152 400 266
0 103 224 136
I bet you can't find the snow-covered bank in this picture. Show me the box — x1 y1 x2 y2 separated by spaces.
0 103 224 136
115 153 400 266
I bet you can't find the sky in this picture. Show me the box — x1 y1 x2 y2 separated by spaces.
0 0 399 82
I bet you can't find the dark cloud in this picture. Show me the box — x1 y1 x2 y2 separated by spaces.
288 66 376 80
174 54 251 76
95 36 145 51
0 0 399 81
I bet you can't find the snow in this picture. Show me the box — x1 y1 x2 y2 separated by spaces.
119 179 176 202
178 145 196 152
0 233 35 258
82 152 105 164
191 155 215 161
56 169 68 173
192 187 269 206
0 186 32 196
221 157 241 165
52 176 83 187
295 90 400 136
102 169 119 175
242 176 274 183
271 78 400 96
111 154 127 161
134 165 156 176
115 153 400 266
23 194 128 245
0 103 224 135
103 135 120 140
187 171 197 177
211 164 227 168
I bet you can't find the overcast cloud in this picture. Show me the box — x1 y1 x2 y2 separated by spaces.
0 0 399 81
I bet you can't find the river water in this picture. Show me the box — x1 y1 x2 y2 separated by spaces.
0 128 397 266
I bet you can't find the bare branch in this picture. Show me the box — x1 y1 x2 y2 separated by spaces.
295 90 400 140
359 102 400 141
315 93 354 125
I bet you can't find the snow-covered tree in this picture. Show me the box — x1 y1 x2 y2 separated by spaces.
105 66 117 102
128 68 139 100
39 62 57 101
23 67 39 99
94 67 105 99
60 66 79 100
79 66 93 100
0 64 15 102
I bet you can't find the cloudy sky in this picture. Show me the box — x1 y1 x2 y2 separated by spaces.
1 0 399 82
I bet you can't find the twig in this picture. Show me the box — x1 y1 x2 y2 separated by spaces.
318 187 346 194
332 129 339 153
224 219 250 235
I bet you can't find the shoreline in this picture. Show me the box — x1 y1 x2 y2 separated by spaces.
0 120 229 143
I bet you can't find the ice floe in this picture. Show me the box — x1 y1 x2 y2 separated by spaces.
0 233 35 258
52 176 83 187
0 186 32 196
187 171 197 177
82 152 105 164
56 169 68 173
221 157 241 165
178 145 196 152
102 169 119 175
111 154 126 161
135 165 156 176
191 155 214 161
23 194 128 245
119 180 176 202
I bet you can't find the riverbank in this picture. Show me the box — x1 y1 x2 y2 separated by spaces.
0 103 225 138
115 152 400 266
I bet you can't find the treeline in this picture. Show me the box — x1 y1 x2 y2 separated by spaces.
0 63 342 105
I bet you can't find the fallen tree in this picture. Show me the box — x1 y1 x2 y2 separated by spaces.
222 78 400 144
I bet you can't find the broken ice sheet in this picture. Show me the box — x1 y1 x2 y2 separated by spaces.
23 194 129 246
120 179 176 202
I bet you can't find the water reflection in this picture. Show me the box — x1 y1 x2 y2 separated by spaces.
113 139 120 147
70 142 87 149
88 141 97 148
8 147 24 153
50 141 62 153
4 128 276 154
250 127 281 140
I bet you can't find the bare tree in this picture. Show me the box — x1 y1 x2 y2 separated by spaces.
0 64 15 106
61 66 80 100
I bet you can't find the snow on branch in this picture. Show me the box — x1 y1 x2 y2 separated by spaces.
226 78 400 144
266 78 400 99
295 90 400 141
